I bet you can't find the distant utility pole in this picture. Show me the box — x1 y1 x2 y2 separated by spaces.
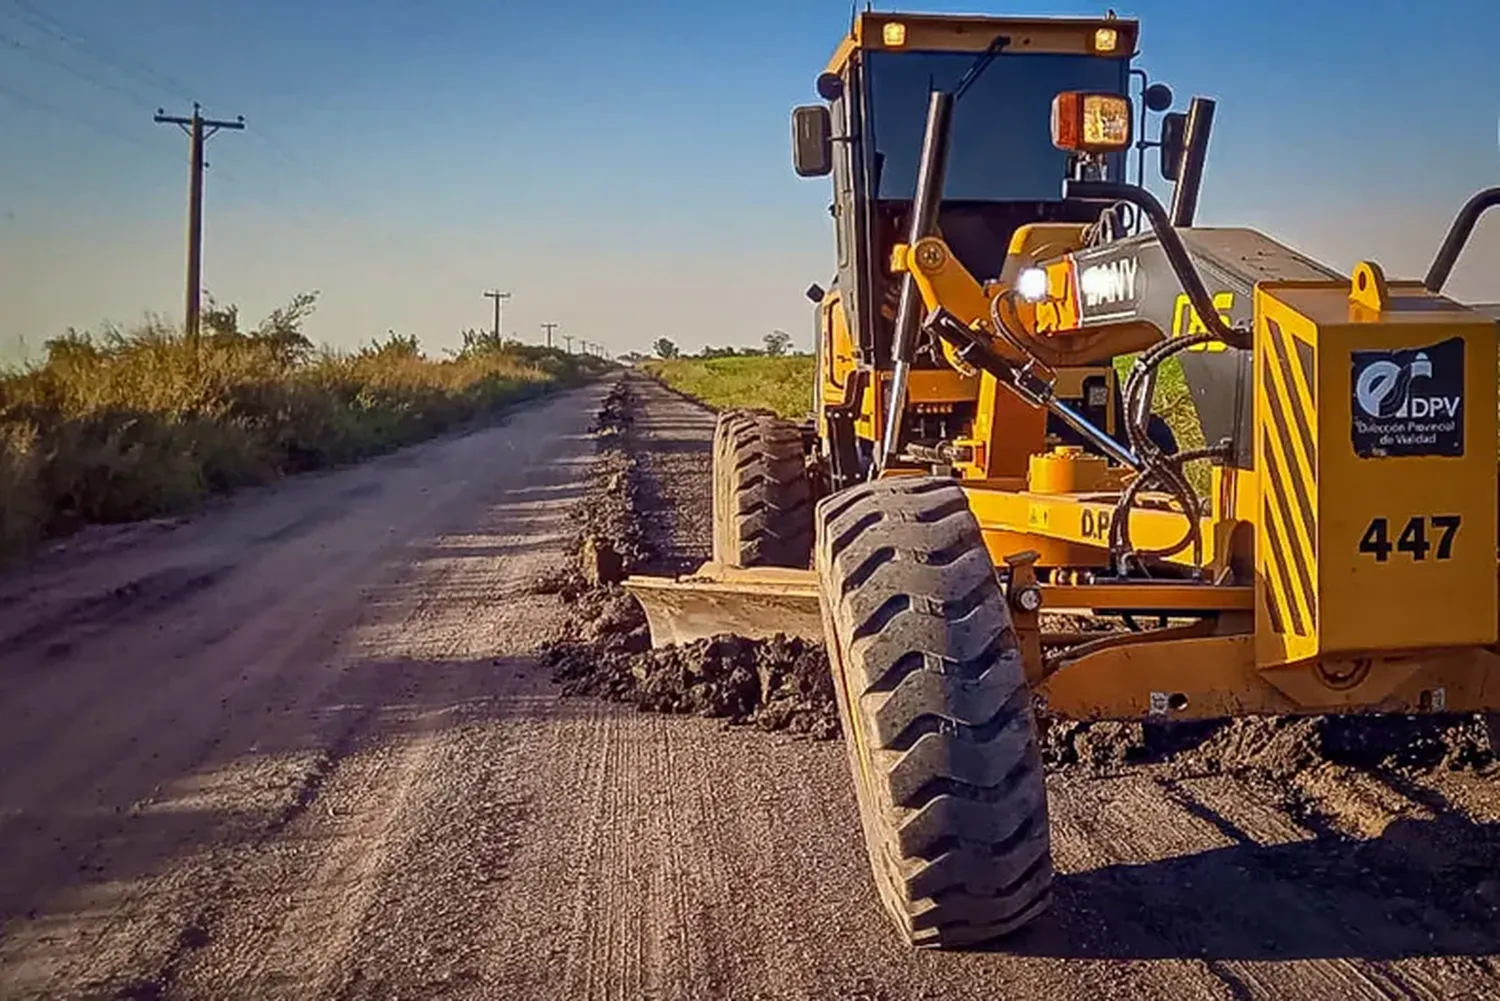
483 290 511 340
154 102 244 353
563 334 573 354
541 322 558 349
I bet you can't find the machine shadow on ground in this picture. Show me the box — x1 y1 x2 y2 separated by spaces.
1003 813 1500 962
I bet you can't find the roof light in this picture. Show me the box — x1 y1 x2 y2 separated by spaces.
882 22 907 46
1051 92 1132 153
1092 27 1119 53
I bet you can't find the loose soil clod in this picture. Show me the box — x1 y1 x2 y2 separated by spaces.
541 375 840 739
550 601 837 738
1042 712 1498 779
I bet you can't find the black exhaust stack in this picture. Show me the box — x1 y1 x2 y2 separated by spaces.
1169 97 1215 228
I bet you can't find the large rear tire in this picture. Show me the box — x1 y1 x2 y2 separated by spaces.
815 476 1054 949
712 410 813 569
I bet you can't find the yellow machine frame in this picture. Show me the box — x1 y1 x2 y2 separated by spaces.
623 11 1500 955
631 8 1500 731
888 226 1500 723
629 201 1500 727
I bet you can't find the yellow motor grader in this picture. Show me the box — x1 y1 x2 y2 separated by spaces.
626 9 1500 949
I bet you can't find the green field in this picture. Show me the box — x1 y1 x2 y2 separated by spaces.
643 353 1209 489
0 299 605 562
642 356 816 421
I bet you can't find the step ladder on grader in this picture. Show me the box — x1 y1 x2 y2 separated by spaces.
625 9 1500 949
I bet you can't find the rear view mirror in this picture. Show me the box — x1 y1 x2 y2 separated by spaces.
1159 111 1187 181
792 105 833 177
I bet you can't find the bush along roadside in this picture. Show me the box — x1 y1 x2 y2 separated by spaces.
536 376 840 740
0 299 608 563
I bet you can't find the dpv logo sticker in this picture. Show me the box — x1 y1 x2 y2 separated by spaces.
1350 337 1465 458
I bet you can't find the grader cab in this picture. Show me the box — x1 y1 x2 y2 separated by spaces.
625 8 1500 950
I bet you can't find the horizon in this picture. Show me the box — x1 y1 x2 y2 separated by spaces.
3 0 1500 363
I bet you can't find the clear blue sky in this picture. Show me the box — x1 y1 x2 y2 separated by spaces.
2 0 1499 360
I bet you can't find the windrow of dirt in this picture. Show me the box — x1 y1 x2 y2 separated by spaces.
521 372 1500 997
1040 698 1498 781
1028 611 1487 778
537 376 840 739
1199 712 1495 774
542 376 1499 781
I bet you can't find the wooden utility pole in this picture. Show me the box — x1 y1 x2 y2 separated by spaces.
483 290 511 341
541 322 558 349
563 334 573 354
155 103 244 353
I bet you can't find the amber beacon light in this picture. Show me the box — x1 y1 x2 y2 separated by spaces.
1050 91 1132 153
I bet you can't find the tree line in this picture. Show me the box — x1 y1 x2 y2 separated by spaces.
650 329 799 360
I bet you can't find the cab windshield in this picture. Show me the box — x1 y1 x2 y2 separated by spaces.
864 49 1130 202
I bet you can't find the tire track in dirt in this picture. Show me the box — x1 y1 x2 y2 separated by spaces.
165 402 608 999
2 370 1496 1000
0 382 611 1000
603 372 1500 1000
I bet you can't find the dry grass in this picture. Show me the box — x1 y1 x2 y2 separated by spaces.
0 301 605 562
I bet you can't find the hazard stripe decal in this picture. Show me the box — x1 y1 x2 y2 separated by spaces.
1260 320 1319 637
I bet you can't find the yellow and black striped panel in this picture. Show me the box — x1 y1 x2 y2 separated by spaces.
1258 319 1318 637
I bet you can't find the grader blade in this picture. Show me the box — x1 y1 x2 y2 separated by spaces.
623 563 823 647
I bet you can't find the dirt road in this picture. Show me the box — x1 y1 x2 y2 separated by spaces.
2 375 1499 1000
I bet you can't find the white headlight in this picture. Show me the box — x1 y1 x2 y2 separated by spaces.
1016 267 1049 302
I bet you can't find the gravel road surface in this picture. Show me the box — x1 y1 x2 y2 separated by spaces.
2 374 1498 1000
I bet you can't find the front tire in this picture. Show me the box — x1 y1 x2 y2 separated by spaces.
815 476 1054 949
712 410 813 568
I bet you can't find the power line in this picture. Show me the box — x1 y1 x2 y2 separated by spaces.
0 0 496 348
0 28 157 107
8 0 197 104
10 0 467 274
155 102 245 351
0 16 283 202
2 0 331 212
0 79 167 156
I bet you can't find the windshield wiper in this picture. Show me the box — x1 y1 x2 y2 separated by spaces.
953 34 1011 100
